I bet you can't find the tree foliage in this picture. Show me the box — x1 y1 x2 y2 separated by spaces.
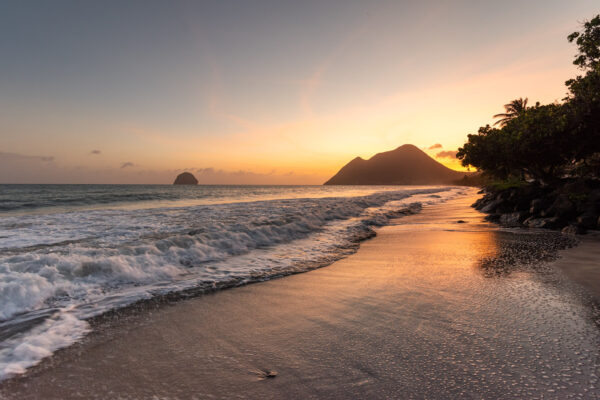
567 14 600 70
492 97 528 126
458 14 600 183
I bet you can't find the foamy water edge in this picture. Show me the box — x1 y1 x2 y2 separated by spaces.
0 187 466 380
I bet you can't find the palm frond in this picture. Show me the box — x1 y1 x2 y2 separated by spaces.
492 97 529 126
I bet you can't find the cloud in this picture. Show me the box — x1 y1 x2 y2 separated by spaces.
0 152 54 163
192 167 321 185
89 150 101 155
436 150 457 159
0 153 325 184
0 152 58 183
428 143 442 150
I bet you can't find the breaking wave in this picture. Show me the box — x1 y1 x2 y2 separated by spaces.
0 186 463 380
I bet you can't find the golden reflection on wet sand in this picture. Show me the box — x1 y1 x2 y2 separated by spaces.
1 193 599 399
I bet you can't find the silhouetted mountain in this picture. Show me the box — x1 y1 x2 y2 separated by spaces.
173 172 198 185
324 144 472 185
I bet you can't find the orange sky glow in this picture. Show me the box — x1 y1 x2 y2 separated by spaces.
1 1 597 184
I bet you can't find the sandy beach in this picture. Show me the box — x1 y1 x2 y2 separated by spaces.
1 193 600 399
552 233 600 301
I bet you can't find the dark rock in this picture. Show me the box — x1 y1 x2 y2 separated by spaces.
173 172 198 185
264 370 278 378
547 194 575 219
524 217 560 229
484 213 501 222
529 198 546 215
513 197 531 212
481 199 504 213
577 213 598 229
499 212 523 227
497 191 511 201
471 198 484 209
563 179 588 194
473 181 600 234
588 189 600 204
556 219 569 229
497 202 515 214
562 225 585 235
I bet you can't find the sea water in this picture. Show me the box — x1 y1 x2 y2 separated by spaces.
0 184 464 379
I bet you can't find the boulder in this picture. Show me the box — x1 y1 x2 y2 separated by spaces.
529 198 546 215
548 194 575 218
471 198 484 209
588 189 600 204
513 196 532 212
577 213 598 229
499 212 523 227
173 172 198 185
473 193 495 210
481 199 504 213
484 213 501 222
561 225 583 235
524 217 560 229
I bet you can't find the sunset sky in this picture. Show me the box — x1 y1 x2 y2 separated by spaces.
1 0 598 184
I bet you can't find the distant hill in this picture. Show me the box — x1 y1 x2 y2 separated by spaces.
324 144 473 185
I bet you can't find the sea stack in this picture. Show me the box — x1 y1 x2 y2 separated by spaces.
173 172 198 185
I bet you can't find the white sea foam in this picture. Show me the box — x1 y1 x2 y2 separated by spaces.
0 186 465 380
0 307 89 378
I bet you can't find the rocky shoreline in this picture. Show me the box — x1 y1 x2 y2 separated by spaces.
473 180 600 234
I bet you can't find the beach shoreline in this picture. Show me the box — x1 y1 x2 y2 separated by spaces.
2 193 600 399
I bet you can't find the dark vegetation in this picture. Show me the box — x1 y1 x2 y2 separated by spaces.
458 15 600 233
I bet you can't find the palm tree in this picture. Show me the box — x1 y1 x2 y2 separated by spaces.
493 97 529 126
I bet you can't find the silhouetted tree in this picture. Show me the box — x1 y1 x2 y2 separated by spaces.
492 98 529 127
568 14 600 70
458 14 600 183
458 103 572 183
565 15 600 174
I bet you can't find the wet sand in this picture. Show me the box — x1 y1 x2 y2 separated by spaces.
1 194 600 399
553 233 600 301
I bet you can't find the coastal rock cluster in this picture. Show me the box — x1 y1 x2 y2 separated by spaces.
473 181 600 234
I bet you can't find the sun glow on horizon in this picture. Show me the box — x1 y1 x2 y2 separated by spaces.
1 1 597 184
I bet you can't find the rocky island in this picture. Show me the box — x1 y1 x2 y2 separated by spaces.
173 172 198 185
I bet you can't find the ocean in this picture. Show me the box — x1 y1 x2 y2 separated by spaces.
0 184 465 379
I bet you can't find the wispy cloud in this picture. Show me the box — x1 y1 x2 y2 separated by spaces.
436 150 457 159
191 167 321 185
0 152 326 184
428 143 442 150
89 150 101 155
0 152 54 163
